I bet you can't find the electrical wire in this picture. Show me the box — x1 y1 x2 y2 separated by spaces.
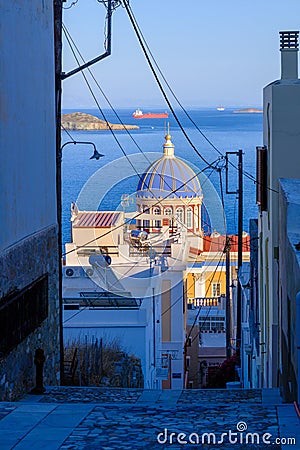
123 0 279 195
63 23 224 254
63 258 143 324
184 247 225 347
61 123 76 142
63 0 79 10
122 1 220 171
191 259 225 345
61 22 249 328
62 23 225 245
62 24 225 245
62 160 219 257
61 5 253 357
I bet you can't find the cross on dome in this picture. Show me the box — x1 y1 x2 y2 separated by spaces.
163 123 175 157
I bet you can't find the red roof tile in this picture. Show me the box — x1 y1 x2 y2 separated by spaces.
73 212 120 228
203 235 250 252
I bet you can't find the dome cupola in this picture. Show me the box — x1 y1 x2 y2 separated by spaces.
137 133 202 199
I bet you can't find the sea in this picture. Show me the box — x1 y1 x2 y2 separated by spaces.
62 108 263 249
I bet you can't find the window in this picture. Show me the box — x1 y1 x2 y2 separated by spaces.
186 207 192 229
199 318 211 331
212 282 221 297
199 315 225 332
0 275 48 356
176 207 184 224
153 207 161 228
164 207 172 216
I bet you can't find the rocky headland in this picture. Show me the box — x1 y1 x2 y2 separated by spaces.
61 112 139 131
233 108 263 114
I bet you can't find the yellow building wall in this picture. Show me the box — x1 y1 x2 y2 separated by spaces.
186 269 228 300
204 270 226 297
186 273 195 298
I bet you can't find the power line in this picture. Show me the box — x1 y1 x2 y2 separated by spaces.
184 247 225 347
62 23 225 241
191 260 225 345
63 22 225 255
62 160 219 258
63 259 141 324
62 24 225 253
61 123 76 142
122 1 220 171
63 0 79 10
123 1 279 195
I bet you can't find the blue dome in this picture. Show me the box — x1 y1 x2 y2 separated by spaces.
137 135 202 199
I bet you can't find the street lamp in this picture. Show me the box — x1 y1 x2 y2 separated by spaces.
60 141 104 160
58 139 103 385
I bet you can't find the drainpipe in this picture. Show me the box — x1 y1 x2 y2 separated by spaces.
296 292 300 405
54 0 64 386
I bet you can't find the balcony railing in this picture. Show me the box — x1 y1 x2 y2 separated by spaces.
187 297 221 308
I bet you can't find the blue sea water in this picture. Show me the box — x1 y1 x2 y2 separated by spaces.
62 108 263 248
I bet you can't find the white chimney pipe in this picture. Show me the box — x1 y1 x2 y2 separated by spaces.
280 31 299 80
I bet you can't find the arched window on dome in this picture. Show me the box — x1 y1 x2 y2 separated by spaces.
176 207 184 225
186 207 193 229
142 205 150 231
153 207 161 229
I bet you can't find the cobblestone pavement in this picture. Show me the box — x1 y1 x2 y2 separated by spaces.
0 388 299 449
60 403 278 449
40 387 142 404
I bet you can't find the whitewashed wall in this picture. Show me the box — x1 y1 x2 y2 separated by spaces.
0 1 57 251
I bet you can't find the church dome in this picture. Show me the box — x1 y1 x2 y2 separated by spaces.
136 134 202 199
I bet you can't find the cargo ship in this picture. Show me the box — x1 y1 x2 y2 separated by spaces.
132 108 168 119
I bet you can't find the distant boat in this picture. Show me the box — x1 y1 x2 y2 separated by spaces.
217 106 225 111
132 108 168 119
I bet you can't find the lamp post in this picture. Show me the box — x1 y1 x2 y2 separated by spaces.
58 140 103 385
59 141 104 160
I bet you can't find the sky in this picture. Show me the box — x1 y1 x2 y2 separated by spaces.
62 0 300 109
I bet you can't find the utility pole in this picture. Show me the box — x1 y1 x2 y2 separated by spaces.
225 150 243 365
54 0 115 385
54 0 64 385
225 236 231 360
236 150 243 364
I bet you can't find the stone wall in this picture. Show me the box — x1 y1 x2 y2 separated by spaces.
0 225 60 401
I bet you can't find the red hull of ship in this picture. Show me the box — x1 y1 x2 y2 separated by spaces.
132 113 168 119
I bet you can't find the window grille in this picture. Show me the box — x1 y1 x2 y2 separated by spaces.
0 275 48 356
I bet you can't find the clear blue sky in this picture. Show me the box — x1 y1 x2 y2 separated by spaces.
62 0 300 109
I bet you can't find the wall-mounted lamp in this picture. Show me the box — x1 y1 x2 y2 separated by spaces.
60 141 104 160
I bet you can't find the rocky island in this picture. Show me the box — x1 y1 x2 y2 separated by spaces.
61 112 139 131
233 108 263 114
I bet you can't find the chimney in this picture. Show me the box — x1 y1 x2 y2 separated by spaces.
280 31 299 79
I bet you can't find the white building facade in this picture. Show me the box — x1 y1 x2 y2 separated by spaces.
258 31 300 392
0 2 60 400
63 134 199 389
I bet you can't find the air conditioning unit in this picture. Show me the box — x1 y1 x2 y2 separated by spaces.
63 267 82 278
85 268 94 277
